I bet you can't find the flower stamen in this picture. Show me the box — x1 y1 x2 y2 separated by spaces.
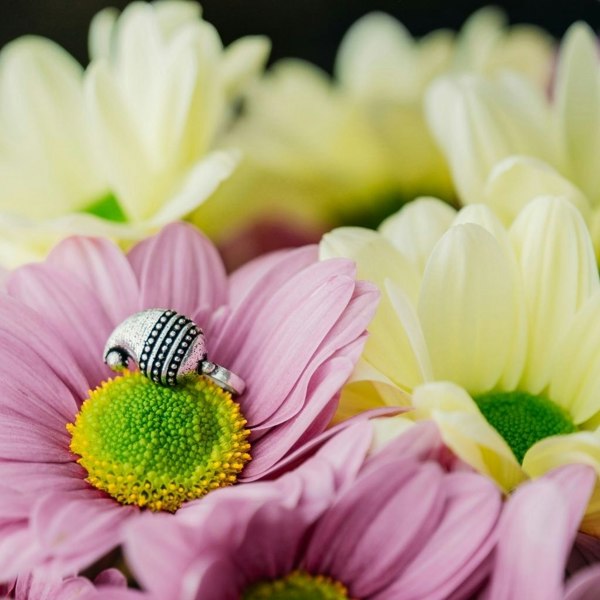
474 390 577 463
243 571 353 600
67 370 251 512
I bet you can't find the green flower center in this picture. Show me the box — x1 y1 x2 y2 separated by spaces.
83 193 128 223
67 370 251 512
473 391 577 463
244 571 352 600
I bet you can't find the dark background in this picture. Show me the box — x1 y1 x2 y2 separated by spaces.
0 0 599 71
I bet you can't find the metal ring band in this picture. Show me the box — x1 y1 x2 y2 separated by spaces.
200 361 246 396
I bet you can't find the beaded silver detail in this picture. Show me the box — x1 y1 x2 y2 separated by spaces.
103 309 245 395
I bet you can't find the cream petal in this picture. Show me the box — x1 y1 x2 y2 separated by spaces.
321 228 430 391
0 37 105 217
483 25 554 88
418 223 521 394
379 197 456 273
452 204 528 390
548 294 600 424
523 431 600 534
334 12 418 101
319 227 420 299
425 74 551 205
88 7 119 60
370 416 416 453
453 203 511 249
453 6 506 72
149 150 239 226
413 382 525 491
85 60 152 221
384 280 433 383
151 0 203 39
483 156 591 225
358 282 431 393
510 197 599 393
0 211 147 269
589 209 600 262
221 36 271 100
555 23 600 204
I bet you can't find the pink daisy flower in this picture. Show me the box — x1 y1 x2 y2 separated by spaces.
484 461 599 600
124 420 502 600
0 569 144 600
0 223 378 580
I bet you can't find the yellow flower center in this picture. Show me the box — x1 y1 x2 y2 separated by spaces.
474 391 577 463
67 370 251 512
243 571 353 600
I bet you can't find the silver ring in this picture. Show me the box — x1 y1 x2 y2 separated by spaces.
200 361 246 396
103 308 246 396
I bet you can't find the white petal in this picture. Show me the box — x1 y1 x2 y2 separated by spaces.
413 382 525 491
418 223 522 394
335 12 418 101
425 74 552 205
85 60 152 221
88 7 119 60
453 203 511 249
555 23 600 203
221 36 271 100
452 204 527 389
379 197 456 273
150 150 239 226
483 155 591 225
453 6 506 72
319 227 420 299
549 294 600 424
0 37 105 216
510 197 599 393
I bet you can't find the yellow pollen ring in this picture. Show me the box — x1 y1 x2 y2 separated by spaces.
244 571 354 599
67 370 251 512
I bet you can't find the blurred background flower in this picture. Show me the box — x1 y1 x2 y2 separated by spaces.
0 0 597 269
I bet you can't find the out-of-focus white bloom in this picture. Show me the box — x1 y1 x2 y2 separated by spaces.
426 22 600 254
195 7 554 242
321 196 600 533
0 1 269 267
0 37 109 265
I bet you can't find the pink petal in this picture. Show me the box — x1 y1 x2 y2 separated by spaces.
212 259 370 427
0 409 71 462
568 533 600 575
565 565 600 600
0 525 42 582
30 492 137 576
364 420 444 471
47 237 140 323
6 265 114 388
15 572 94 600
0 485 33 521
258 407 401 481
257 280 378 429
0 297 89 402
0 463 86 496
242 353 358 480
486 464 595 600
0 338 79 428
126 423 374 600
377 472 501 599
127 223 227 315
227 245 317 310
89 588 152 600
125 513 191 600
93 569 128 587
304 460 445 594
